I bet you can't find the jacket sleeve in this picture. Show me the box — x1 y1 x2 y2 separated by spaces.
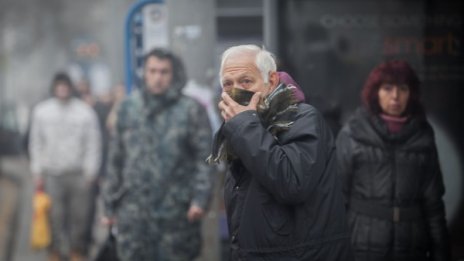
102 104 127 217
423 145 450 261
187 102 214 210
335 127 355 202
223 106 332 205
82 108 102 180
28 108 44 180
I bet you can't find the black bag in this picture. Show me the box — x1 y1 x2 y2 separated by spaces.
94 228 119 261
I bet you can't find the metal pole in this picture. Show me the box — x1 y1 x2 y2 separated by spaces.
263 0 279 54
124 0 164 94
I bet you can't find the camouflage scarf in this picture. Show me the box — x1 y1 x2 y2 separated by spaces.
141 83 183 117
207 83 299 164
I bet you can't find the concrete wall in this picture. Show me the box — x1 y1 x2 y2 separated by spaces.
0 0 133 106
0 0 217 107
168 0 217 86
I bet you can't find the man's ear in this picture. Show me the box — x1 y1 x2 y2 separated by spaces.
268 71 280 91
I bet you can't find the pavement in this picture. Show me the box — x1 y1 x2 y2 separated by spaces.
0 168 20 261
0 155 223 261
1 156 49 261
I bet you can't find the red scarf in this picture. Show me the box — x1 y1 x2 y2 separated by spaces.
380 113 408 134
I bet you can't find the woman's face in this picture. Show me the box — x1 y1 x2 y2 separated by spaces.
378 83 410 116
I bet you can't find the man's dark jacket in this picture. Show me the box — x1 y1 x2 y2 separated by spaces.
222 103 353 260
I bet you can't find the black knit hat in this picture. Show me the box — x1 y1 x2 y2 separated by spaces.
50 72 76 97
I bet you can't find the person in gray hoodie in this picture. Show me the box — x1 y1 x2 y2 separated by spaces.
29 72 101 261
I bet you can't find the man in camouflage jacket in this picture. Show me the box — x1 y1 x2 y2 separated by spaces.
102 48 213 261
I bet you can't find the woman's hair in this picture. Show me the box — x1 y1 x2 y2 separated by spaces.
361 60 423 116
220 45 276 84
50 72 75 96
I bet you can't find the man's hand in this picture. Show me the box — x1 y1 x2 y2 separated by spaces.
35 177 44 191
187 204 204 223
219 91 262 121
101 216 117 226
85 176 98 187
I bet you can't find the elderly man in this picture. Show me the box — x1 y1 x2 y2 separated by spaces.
210 45 353 260
102 48 213 261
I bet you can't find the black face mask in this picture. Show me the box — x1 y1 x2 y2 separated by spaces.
226 88 255 106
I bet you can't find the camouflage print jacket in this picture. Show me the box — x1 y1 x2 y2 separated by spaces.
103 87 213 222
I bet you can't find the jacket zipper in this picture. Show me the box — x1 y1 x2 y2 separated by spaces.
390 143 397 259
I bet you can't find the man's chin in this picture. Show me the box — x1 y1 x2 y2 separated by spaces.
147 87 168 95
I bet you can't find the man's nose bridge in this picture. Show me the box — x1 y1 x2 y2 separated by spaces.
153 70 163 80
225 82 242 92
233 81 242 90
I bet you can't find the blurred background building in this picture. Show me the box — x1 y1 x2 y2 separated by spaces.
1 0 463 260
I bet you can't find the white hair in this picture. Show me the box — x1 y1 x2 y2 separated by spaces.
220 45 277 84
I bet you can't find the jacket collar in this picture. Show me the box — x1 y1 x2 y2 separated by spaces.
349 107 427 146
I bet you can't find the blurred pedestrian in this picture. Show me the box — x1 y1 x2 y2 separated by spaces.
84 86 114 248
75 79 95 106
336 60 450 260
209 44 353 260
29 72 101 261
105 83 126 134
102 48 213 261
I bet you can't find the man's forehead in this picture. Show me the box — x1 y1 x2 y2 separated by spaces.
222 58 259 73
147 56 172 65
224 52 255 66
221 65 260 80
221 70 254 80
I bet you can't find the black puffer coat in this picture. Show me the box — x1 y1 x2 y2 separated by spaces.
336 108 449 261
222 104 353 261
